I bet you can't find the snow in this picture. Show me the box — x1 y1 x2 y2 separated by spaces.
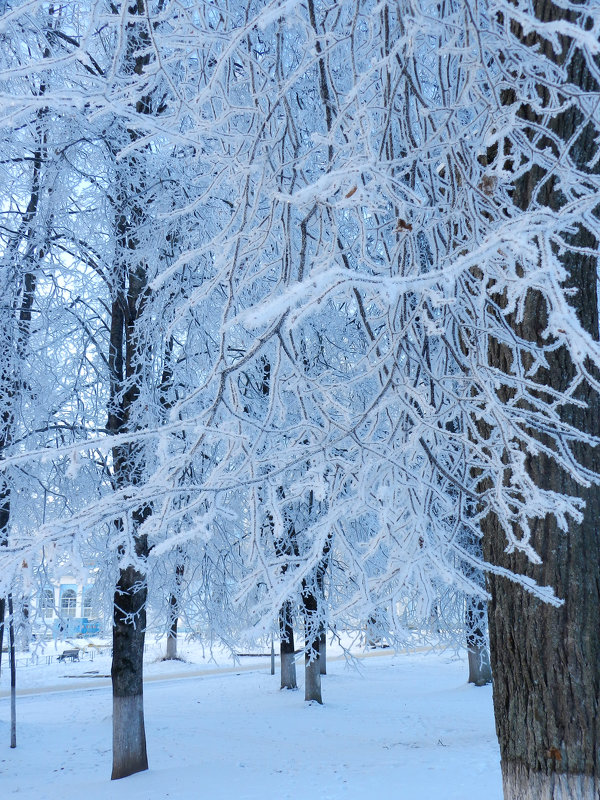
0 642 502 799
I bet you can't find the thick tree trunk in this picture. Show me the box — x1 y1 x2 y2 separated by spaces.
465 598 491 687
304 646 322 704
111 565 148 780
501 762 599 800
112 694 146 780
485 436 600 795
279 601 297 690
483 3 600 794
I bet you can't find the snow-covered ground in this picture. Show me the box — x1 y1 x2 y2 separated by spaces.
0 640 502 799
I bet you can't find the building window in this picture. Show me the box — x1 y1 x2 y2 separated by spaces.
60 589 77 618
42 588 55 619
82 588 93 618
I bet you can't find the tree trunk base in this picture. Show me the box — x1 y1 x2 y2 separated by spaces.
467 645 492 686
111 694 148 780
165 633 177 661
502 761 600 800
305 653 322 704
280 649 297 690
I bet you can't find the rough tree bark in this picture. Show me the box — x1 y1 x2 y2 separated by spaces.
111 559 148 779
482 2 600 796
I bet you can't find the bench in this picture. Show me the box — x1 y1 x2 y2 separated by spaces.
57 649 80 663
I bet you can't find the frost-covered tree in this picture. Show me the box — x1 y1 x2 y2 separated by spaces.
0 0 92 657
475 1 600 797
1 1 599 794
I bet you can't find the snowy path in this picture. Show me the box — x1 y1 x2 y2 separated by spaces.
0 651 502 800
0 645 432 698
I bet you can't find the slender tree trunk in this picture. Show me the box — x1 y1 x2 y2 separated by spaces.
319 631 326 676
272 495 299 690
8 593 16 748
165 614 178 661
483 3 600 795
315 537 331 677
279 601 297 690
165 562 184 660
302 585 322 704
0 494 8 681
19 600 30 653
465 598 491 687
316 550 327 677
165 590 179 660
365 614 378 648
0 597 4 678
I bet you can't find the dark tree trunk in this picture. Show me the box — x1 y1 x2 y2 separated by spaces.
484 342 600 798
315 534 331 678
316 553 328 676
165 610 178 661
108 255 151 779
107 189 152 779
304 646 321 704
483 3 600 796
319 631 326 676
279 601 297 690
111 564 148 779
0 597 4 678
8 593 16 748
107 10 155 772
484 417 600 799
0 500 6 678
